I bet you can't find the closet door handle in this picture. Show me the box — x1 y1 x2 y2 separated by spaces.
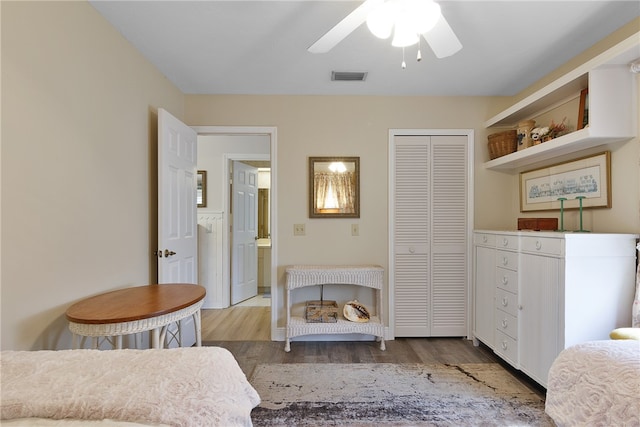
164 249 177 257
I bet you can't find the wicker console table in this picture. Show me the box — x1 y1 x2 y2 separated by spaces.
285 265 385 352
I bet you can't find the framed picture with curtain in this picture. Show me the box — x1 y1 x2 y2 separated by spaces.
309 156 360 218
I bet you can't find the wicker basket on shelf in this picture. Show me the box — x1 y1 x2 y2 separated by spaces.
488 130 517 160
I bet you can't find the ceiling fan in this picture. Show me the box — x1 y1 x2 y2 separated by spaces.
308 0 462 59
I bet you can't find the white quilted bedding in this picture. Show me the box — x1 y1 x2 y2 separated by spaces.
2 418 155 426
0 347 260 427
545 340 640 427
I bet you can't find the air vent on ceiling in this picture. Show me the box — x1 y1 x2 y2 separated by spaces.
331 71 367 81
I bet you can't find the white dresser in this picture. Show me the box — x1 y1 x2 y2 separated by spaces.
473 231 639 387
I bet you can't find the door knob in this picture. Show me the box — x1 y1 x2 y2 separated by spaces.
164 249 176 257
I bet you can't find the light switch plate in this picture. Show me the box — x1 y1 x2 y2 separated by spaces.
351 224 359 236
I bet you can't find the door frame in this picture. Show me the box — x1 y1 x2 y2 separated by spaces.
388 129 475 340
192 126 278 340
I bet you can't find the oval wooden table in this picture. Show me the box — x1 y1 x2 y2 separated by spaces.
66 284 206 349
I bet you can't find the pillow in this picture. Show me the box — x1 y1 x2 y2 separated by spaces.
610 327 640 340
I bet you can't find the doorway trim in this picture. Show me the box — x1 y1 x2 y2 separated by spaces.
192 126 278 340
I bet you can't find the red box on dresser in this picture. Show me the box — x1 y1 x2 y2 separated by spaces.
517 218 558 231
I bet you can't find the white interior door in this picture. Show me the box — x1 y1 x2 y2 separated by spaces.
390 132 470 338
158 108 198 346
231 161 258 305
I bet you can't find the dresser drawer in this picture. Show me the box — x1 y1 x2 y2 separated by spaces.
496 250 518 271
495 330 518 366
496 268 518 293
496 234 519 251
495 310 518 340
495 288 518 317
474 233 495 247
521 236 562 256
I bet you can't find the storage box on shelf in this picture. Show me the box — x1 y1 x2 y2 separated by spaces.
517 218 558 231
484 33 638 172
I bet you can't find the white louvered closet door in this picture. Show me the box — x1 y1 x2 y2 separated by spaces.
391 135 468 337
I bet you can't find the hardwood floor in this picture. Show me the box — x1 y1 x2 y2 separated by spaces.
201 306 271 341
200 303 545 398
204 338 494 373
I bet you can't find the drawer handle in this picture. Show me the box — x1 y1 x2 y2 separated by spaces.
482 236 488 243
535 240 542 250
502 238 508 247
502 341 508 350
409 247 415 254
501 276 508 285
501 319 508 328
502 257 508 266
501 297 508 307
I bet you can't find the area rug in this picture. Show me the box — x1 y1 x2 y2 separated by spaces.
249 363 554 426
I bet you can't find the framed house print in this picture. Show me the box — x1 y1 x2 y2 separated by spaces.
520 152 611 212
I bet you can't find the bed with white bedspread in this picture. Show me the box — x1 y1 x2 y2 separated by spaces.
0 347 260 427
545 340 640 427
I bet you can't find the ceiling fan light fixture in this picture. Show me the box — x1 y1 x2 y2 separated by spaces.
412 0 441 34
391 13 420 47
368 0 442 48
309 0 461 59
366 2 395 39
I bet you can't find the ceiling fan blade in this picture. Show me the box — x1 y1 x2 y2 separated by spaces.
308 0 384 54
422 15 462 58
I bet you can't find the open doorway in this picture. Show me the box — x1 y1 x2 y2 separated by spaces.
193 126 277 341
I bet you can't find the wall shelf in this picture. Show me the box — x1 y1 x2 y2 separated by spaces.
484 32 639 173
484 129 629 171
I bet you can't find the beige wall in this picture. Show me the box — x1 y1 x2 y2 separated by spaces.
185 94 509 239
1 1 184 350
185 93 638 332
2 2 637 350
184 95 511 327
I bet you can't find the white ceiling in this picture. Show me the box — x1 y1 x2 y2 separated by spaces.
89 1 640 96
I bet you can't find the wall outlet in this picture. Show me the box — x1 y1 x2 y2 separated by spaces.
294 223 305 236
351 224 359 236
